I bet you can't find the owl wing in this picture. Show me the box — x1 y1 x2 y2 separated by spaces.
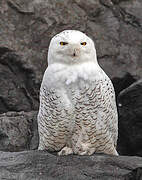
99 77 118 147
73 76 118 147
38 84 75 151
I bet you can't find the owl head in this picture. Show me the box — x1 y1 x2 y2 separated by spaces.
48 30 97 65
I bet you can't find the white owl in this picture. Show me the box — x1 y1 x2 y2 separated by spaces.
38 30 118 156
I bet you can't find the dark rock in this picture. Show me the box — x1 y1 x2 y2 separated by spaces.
0 111 39 151
112 73 136 97
117 80 142 156
0 150 142 180
0 49 40 113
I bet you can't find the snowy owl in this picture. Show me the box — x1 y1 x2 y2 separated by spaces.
38 30 118 156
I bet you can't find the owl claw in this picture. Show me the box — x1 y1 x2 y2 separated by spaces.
58 147 73 156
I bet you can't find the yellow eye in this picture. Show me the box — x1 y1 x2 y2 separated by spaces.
60 42 68 45
81 42 87 46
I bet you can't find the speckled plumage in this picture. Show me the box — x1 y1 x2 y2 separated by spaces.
38 30 118 155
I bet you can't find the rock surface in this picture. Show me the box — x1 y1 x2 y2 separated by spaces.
0 48 40 113
0 150 142 180
0 111 38 151
117 80 142 157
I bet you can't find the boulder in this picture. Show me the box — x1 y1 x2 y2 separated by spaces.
112 73 136 97
0 111 38 151
0 150 142 180
117 80 142 156
0 48 40 113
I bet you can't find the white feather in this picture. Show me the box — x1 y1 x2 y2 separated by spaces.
38 30 118 156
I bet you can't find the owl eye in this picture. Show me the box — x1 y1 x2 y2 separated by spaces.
60 42 68 45
81 42 87 46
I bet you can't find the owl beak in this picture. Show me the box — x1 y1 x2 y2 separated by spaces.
73 48 80 57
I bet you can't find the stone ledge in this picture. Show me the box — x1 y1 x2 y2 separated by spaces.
0 150 142 180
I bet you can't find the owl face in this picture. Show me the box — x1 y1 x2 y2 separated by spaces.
48 30 97 65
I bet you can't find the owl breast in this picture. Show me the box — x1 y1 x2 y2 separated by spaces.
38 62 118 156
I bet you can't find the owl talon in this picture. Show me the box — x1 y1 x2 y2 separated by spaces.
58 147 73 156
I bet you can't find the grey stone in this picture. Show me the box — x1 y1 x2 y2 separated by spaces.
117 79 142 156
0 49 40 113
0 150 142 180
0 111 39 151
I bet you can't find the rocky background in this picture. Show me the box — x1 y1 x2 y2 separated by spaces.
0 0 142 179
